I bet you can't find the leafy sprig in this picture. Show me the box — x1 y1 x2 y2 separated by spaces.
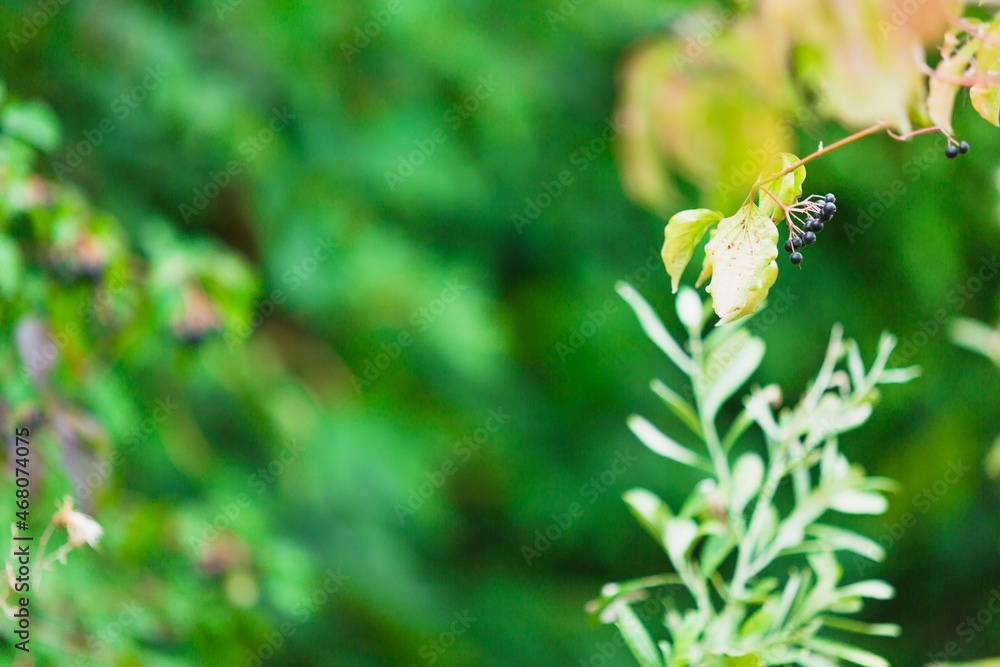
589 284 920 667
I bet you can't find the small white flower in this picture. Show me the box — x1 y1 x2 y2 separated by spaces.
53 497 104 549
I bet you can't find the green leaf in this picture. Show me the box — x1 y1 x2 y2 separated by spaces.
806 637 889 667
623 488 674 545
704 203 779 324
1 101 61 152
627 415 712 472
697 533 737 578
702 330 765 420
836 579 894 600
650 379 702 437
676 285 704 331
665 518 699 567
806 524 884 562
829 490 887 515
614 604 664 667
819 616 901 637
721 406 754 453
758 153 805 222
616 282 694 374
661 208 724 293
731 452 764 515
797 653 841 667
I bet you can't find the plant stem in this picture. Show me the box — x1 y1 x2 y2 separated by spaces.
688 329 731 492
744 121 891 209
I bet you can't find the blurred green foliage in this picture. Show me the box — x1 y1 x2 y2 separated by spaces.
0 0 997 665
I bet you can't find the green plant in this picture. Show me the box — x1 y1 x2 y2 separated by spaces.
588 283 920 667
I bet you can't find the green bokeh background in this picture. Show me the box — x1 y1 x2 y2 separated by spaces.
1 0 998 664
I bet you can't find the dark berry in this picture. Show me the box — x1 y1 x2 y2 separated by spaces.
784 239 793 253
804 217 819 232
803 231 817 245
823 202 836 218
814 220 824 232
792 235 803 249
945 145 959 159
789 252 803 265
958 141 970 155
825 193 836 204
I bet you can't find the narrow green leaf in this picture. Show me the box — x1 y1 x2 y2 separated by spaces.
770 569 802 634
731 452 764 515
721 406 753 452
702 331 765 421
614 604 664 667
676 286 704 331
819 615 901 637
627 415 712 472
661 208 724 292
806 637 889 667
617 282 694 374
807 524 884 562
797 652 841 667
623 488 673 545
665 518 699 568
650 379 702 437
697 533 737 578
836 579 895 600
829 490 888 515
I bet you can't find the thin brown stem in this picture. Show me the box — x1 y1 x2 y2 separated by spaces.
749 122 890 199
886 125 949 142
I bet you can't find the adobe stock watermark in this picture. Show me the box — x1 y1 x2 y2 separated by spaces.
853 459 969 575
236 568 350 667
350 279 468 392
927 588 1000 666
76 396 180 501
179 106 295 223
554 299 619 363
384 75 502 190
894 255 1000 363
878 0 935 39
406 611 477 667
188 438 308 550
340 0 406 62
52 66 169 180
225 234 337 350
545 0 588 28
8 0 69 52
512 116 627 233
394 408 510 523
521 449 638 566
669 1 750 71
843 141 945 243
70 600 143 666
555 247 695 362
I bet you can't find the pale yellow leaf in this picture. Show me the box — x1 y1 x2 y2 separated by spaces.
704 203 779 324
661 208 724 292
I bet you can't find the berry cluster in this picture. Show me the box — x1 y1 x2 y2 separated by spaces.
945 141 970 159
783 193 836 266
